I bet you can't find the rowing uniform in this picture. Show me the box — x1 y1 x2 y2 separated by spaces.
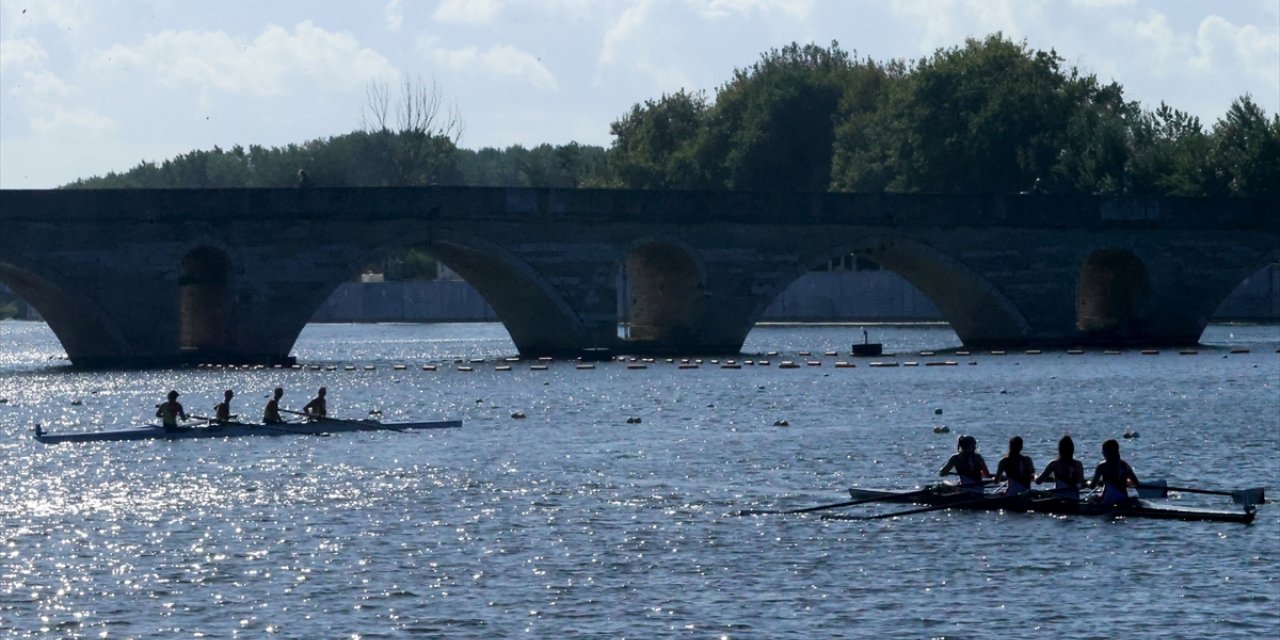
263 399 283 424
949 452 988 494
1095 459 1138 506
997 454 1035 495
214 401 232 422
1042 459 1084 501
155 400 185 432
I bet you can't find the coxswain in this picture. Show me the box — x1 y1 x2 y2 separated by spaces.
1090 439 1140 506
155 390 188 432
994 436 1035 495
1035 435 1086 501
302 386 328 419
213 389 234 422
939 434 991 493
263 387 285 424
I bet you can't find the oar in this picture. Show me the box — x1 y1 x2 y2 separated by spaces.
281 409 402 432
820 494 1003 521
193 413 329 437
738 480 994 517
1137 480 1266 505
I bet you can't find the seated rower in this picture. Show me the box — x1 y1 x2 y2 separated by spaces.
213 389 234 422
302 387 328 419
155 390 188 432
994 436 1035 495
1035 435 1086 501
1091 438 1140 506
263 387 285 424
939 434 991 494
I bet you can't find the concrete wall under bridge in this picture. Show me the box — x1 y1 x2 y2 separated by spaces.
310 264 1280 325
1 187 1277 367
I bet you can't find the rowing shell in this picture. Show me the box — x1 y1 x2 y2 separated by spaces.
846 486 1257 524
33 418 462 444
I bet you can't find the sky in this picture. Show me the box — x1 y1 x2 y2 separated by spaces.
1 0 1277 189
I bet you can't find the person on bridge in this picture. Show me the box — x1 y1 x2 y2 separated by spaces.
994 435 1035 495
213 389 234 422
263 387 285 424
1090 439 1140 507
155 390 188 432
302 387 327 419
1035 435 1086 501
939 434 990 494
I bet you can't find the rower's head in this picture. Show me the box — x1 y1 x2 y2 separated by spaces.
317 387 326 397
1102 438 1120 462
224 389 234 399
1058 435 1075 460
167 390 179 400
273 387 284 399
1008 436 1023 455
957 434 977 452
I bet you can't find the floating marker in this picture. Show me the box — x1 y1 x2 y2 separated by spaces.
1231 348 1250 354
575 364 594 370
496 365 512 371
421 364 437 371
778 361 800 369
834 361 855 368
1066 349 1084 355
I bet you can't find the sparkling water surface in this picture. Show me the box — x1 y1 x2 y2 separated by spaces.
1 321 1278 638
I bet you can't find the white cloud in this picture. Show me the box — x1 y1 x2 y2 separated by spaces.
692 0 814 20
1191 15 1280 84
88 21 399 96
29 104 116 135
1070 0 1136 7
434 0 502 24
423 38 557 91
0 38 48 73
600 0 656 67
385 0 405 32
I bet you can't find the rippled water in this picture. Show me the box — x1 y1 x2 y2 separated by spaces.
2 321 1278 638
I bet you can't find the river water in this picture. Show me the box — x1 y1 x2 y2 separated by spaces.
2 321 1278 638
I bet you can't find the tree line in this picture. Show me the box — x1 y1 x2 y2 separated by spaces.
66 34 1277 197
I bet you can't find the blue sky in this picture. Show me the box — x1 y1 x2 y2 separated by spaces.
1 0 1277 188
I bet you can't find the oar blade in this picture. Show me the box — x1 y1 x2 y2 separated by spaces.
1232 488 1265 507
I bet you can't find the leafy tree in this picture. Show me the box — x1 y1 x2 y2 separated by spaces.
833 35 1084 194
1206 95 1280 197
704 41 871 192
604 90 710 189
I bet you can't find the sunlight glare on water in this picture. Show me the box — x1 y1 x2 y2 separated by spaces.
1 320 1277 637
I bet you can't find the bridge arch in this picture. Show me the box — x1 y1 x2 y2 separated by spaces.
1076 248 1151 339
179 246 235 354
747 235 1030 346
619 238 706 347
423 231 589 356
1210 250 1280 321
0 257 131 364
293 226 591 358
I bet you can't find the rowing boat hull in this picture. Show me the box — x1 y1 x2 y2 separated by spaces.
34 419 462 444
847 486 1256 524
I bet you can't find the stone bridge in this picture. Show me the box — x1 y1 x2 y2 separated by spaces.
0 187 1276 367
